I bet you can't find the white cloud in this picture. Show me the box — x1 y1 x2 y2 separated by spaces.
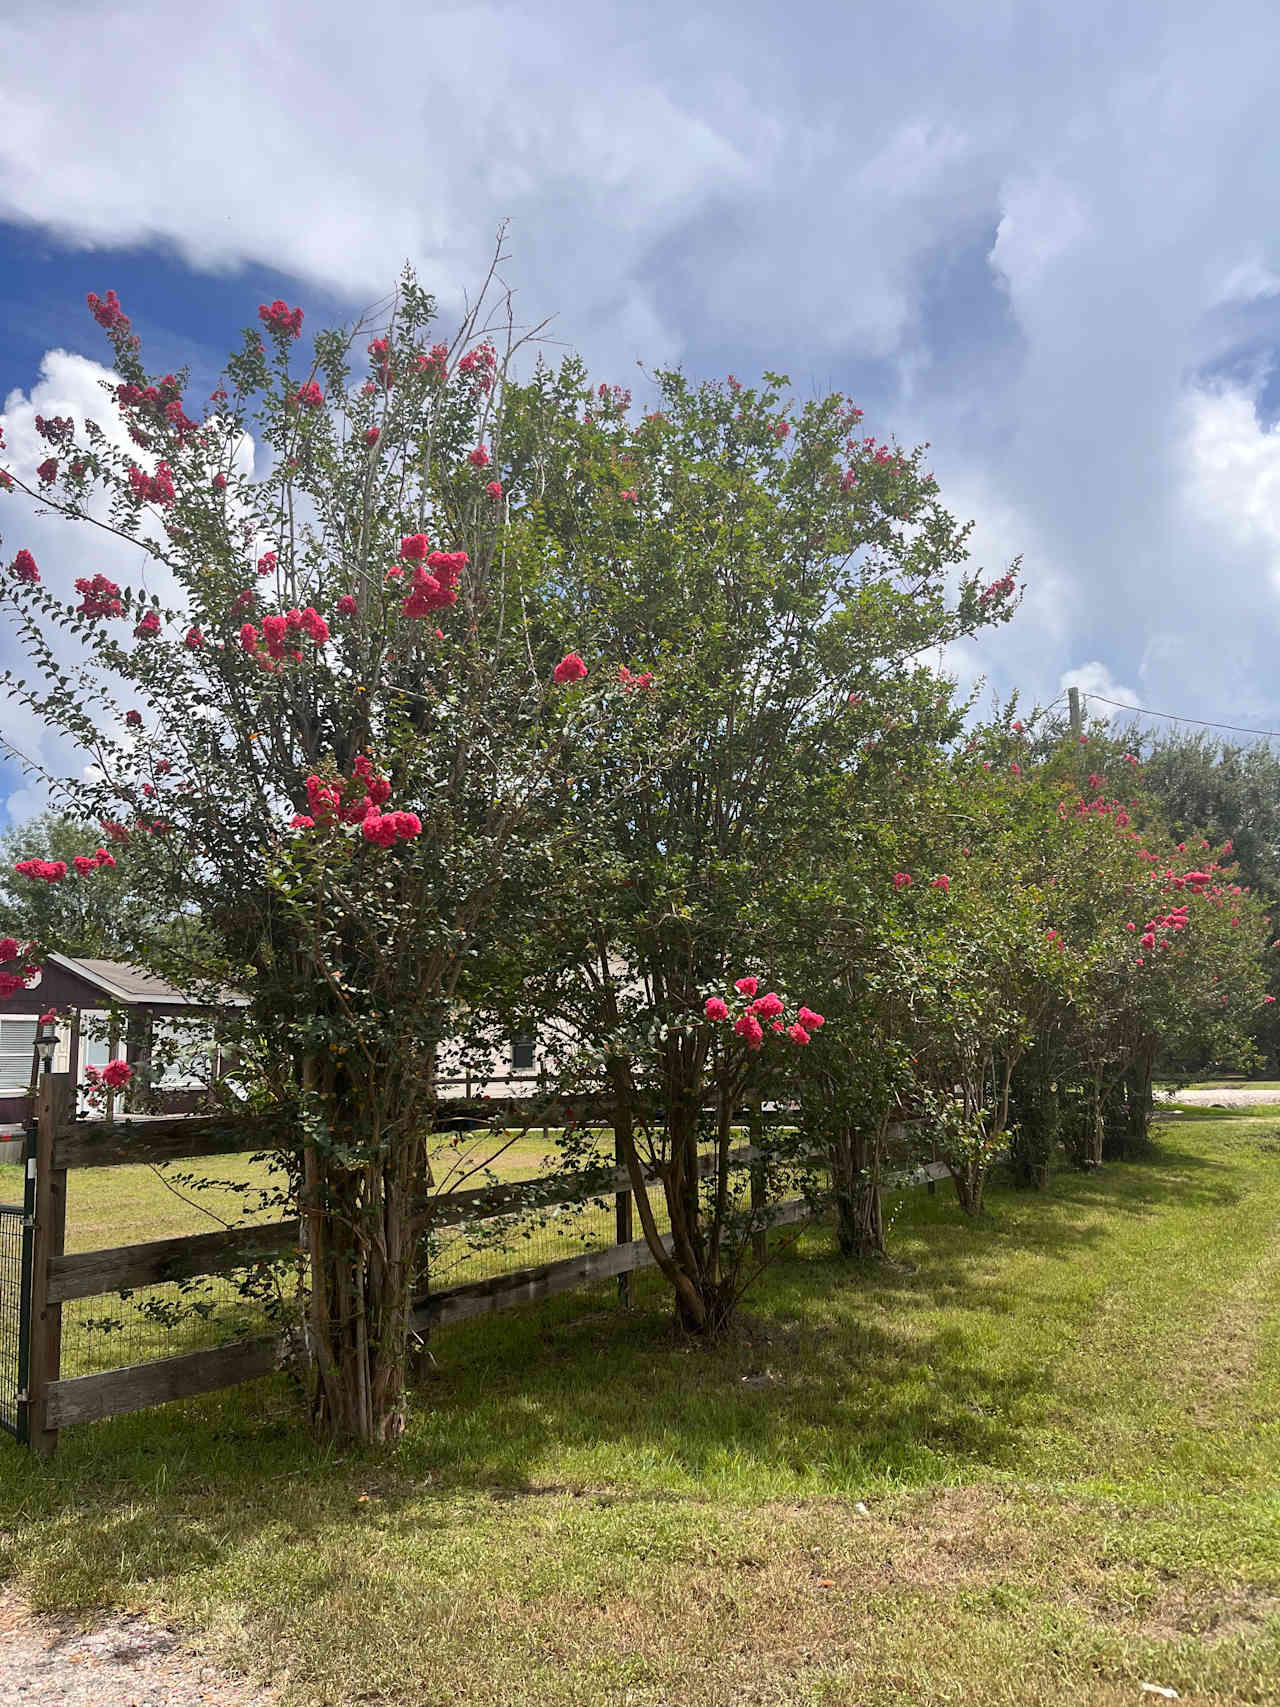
1060 662 1140 722
5 0 1280 771
0 352 235 823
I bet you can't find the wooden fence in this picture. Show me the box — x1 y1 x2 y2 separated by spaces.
20 1073 947 1454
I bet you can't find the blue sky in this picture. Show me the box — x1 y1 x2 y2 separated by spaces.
4 0 1280 817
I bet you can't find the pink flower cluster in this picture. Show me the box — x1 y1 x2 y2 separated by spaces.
294 381 324 409
242 606 329 664
134 610 161 637
457 343 496 391
296 758 420 849
617 665 654 692
127 462 175 505
85 1058 132 1091
417 342 449 382
400 542 465 618
86 290 129 332
259 300 304 338
978 573 1016 606
10 549 39 584
554 653 588 684
703 976 827 1050
74 574 123 619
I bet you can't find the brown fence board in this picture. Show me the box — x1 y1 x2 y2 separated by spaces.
54 1112 284 1169
419 1190 818 1329
48 1220 300 1304
44 1336 280 1428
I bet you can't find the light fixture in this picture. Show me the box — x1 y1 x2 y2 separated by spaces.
34 1017 58 1073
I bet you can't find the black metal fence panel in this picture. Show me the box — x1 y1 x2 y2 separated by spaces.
0 1202 28 1439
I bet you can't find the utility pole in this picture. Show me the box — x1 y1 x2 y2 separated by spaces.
1068 685 1083 734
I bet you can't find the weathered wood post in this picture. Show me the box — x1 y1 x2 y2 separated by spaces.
28 1071 72 1457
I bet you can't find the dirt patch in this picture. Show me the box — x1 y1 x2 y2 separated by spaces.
1138 1581 1280 1643
0 1589 276 1706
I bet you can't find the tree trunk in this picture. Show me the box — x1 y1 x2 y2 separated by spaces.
830 1123 885 1258
299 1063 431 1443
948 1156 986 1217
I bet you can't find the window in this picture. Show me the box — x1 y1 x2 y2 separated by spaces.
0 1018 37 1091
511 1034 535 1073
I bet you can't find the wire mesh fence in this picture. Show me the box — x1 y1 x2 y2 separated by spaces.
0 1202 26 1437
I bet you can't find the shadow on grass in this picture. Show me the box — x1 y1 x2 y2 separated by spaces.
0 1116 1266 1611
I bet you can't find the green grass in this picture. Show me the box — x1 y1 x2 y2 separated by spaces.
0 1113 1278 1704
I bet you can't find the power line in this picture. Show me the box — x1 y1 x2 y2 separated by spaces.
1085 692 1280 740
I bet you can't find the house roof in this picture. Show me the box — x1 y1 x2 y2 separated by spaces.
45 954 247 1008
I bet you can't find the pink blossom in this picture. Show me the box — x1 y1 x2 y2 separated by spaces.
704 996 729 1020
1266 996 1276 1005
0 938 18 963
554 653 588 684
258 300 304 338
401 533 430 561
36 457 57 484
797 1007 826 1029
485 480 503 500
1126 921 1136 931
787 1023 811 1045
75 573 123 619
94 849 115 867
10 549 39 584
134 610 161 637
212 473 227 491
87 290 130 332
735 977 759 997
931 874 950 892
751 991 785 1020
184 627 204 649
239 623 258 653
361 814 399 848
101 1058 132 1088
257 551 277 576
1140 932 1156 950
290 814 315 830
365 427 380 446
14 859 67 883
336 594 357 615
72 855 97 875
468 446 491 468
293 381 324 409
734 1013 764 1050
125 709 142 727
619 489 638 502
892 872 912 889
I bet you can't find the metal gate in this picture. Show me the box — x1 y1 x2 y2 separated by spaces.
0 1135 33 1442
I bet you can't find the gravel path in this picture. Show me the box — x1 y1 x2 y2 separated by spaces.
1157 1087 1280 1108
0 1590 277 1706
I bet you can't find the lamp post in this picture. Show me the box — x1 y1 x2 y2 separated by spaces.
32 1018 58 1079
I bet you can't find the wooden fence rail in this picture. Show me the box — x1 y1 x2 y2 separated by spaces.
21 1074 943 1454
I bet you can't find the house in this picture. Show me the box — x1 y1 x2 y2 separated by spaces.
0 953 242 1132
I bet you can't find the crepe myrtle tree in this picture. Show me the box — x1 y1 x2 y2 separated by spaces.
0 258 660 1442
485 362 1021 1328
954 728 1273 1173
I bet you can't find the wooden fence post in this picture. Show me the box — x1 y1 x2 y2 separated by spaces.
614 1130 634 1308
28 1071 72 1457
749 1098 768 1267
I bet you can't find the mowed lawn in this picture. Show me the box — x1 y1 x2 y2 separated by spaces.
0 1110 1277 1705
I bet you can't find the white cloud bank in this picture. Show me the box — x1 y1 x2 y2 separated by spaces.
5 0 1280 781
